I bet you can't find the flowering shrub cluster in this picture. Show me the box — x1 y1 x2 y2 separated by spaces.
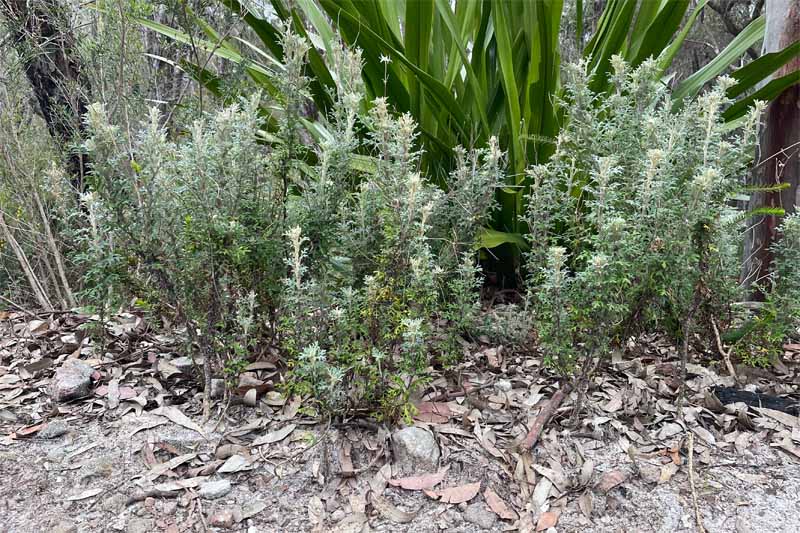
524 56 765 380
80 33 495 420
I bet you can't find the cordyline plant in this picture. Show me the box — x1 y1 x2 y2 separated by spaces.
525 56 766 418
125 0 800 274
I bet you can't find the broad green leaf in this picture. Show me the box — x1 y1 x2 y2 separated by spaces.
477 228 530 251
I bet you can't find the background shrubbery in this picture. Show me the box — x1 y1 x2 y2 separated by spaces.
1 2 798 422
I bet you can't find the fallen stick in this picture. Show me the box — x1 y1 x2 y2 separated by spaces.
710 317 737 381
520 384 572 451
126 489 182 505
687 432 707 533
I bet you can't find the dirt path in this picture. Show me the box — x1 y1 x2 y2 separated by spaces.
3 312 800 532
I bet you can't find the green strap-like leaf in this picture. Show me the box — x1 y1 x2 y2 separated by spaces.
673 15 766 106
727 39 800 98
723 71 800 121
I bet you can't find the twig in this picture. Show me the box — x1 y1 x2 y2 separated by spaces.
710 317 737 380
520 384 572 451
688 432 707 533
126 489 182 506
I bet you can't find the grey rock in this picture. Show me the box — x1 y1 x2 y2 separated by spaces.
52 520 77 533
172 356 203 373
50 359 94 402
46 445 69 463
495 379 513 393
39 420 69 439
210 378 225 399
199 479 232 500
126 518 155 533
391 426 440 475
463 502 497 530
102 493 127 512
209 508 235 528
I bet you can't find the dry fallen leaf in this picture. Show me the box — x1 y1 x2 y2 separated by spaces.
424 481 481 504
389 469 447 491
578 491 593 519
596 470 627 493
217 454 253 473
414 402 452 424
67 487 104 501
371 493 417 523
484 488 518 521
579 458 595 486
153 476 208 492
535 511 558 531
151 406 205 437
659 462 679 484
253 424 296 446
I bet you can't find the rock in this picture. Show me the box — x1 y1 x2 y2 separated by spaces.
126 518 155 533
210 378 225 399
172 356 203 373
495 379 513 393
391 427 440 475
39 420 70 439
209 509 235 529
162 501 178 515
463 502 497 530
102 493 127 512
52 520 77 533
46 445 69 463
50 359 94 402
199 479 232 500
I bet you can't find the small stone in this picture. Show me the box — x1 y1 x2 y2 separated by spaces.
39 420 70 439
391 427 440 475
163 501 178 515
126 518 155 533
331 509 346 522
209 509 235 529
199 479 232 500
50 359 94 402
172 356 203 373
52 520 77 533
210 379 225 399
463 502 497 530
102 493 126 512
46 445 69 463
495 380 513 393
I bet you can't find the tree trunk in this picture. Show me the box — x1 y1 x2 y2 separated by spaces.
0 0 90 190
741 0 800 293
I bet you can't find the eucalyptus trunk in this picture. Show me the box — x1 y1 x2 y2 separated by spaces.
742 0 800 293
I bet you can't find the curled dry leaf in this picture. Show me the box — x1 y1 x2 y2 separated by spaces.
424 481 481 504
535 511 558 531
389 468 447 491
596 469 627 493
483 488 518 521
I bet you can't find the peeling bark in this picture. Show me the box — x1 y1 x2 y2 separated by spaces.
0 0 90 189
742 0 800 293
